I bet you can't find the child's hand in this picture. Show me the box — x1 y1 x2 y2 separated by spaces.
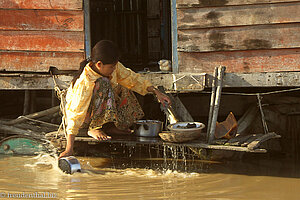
58 149 73 159
156 92 171 107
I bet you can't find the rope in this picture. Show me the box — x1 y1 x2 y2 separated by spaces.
50 71 68 139
257 94 269 134
200 87 300 96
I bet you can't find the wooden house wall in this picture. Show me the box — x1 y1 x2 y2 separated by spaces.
176 0 300 73
0 0 84 72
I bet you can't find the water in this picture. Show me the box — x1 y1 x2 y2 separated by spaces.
1 145 300 200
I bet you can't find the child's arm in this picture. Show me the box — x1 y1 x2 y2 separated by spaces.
58 134 75 159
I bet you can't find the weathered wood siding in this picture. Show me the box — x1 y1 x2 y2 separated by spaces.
177 0 300 73
0 0 84 72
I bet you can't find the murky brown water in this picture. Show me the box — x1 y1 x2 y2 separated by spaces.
1 150 300 200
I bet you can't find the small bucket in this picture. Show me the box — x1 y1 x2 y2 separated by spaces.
58 156 81 174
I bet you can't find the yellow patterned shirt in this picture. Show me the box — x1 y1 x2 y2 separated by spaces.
65 62 152 135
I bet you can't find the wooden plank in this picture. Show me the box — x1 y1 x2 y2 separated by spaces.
0 74 73 90
216 72 300 87
176 0 300 8
0 30 84 52
0 51 84 72
0 0 82 10
4 71 300 90
0 10 83 31
178 48 300 73
0 73 205 91
247 132 281 149
177 3 300 29
178 24 300 52
142 73 206 92
173 96 194 122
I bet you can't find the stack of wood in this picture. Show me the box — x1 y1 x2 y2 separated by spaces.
0 106 60 141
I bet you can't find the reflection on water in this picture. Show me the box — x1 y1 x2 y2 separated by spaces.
1 147 300 200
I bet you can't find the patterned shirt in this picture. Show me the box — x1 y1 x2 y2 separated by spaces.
65 62 152 135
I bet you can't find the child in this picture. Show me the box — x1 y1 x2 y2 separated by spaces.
59 40 171 158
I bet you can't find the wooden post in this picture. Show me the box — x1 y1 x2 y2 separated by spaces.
30 90 36 114
207 66 218 142
23 90 30 115
208 66 226 144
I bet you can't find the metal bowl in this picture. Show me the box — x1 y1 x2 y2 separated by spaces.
134 120 163 137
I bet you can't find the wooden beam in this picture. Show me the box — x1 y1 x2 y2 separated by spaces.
0 74 72 90
177 2 300 29
178 49 300 73
178 23 300 52
142 73 205 92
171 0 179 73
220 72 300 87
2 71 300 90
0 51 84 72
0 30 84 52
0 10 83 31
176 0 300 8
0 0 83 10
0 73 205 91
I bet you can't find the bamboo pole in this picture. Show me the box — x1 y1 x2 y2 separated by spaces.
5 106 60 125
0 122 45 139
206 66 218 142
208 66 226 144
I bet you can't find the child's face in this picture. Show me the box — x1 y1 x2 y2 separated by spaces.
96 61 117 77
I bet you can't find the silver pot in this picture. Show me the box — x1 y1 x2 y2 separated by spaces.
58 156 81 174
134 120 163 137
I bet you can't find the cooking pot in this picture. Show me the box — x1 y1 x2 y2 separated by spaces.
134 120 163 137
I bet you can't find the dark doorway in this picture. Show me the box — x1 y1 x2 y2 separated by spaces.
89 0 171 72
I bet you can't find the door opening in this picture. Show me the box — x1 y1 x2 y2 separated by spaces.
89 0 171 72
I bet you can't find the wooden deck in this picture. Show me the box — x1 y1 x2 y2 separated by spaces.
73 135 268 153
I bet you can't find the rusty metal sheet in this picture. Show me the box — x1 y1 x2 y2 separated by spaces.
0 0 82 10
0 9 83 31
0 30 84 52
178 49 300 73
0 51 84 72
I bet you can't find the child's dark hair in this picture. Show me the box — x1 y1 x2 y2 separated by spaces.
71 40 120 86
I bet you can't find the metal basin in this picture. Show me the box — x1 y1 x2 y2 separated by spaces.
134 120 163 137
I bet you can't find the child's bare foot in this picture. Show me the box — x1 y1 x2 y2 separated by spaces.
88 129 111 141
